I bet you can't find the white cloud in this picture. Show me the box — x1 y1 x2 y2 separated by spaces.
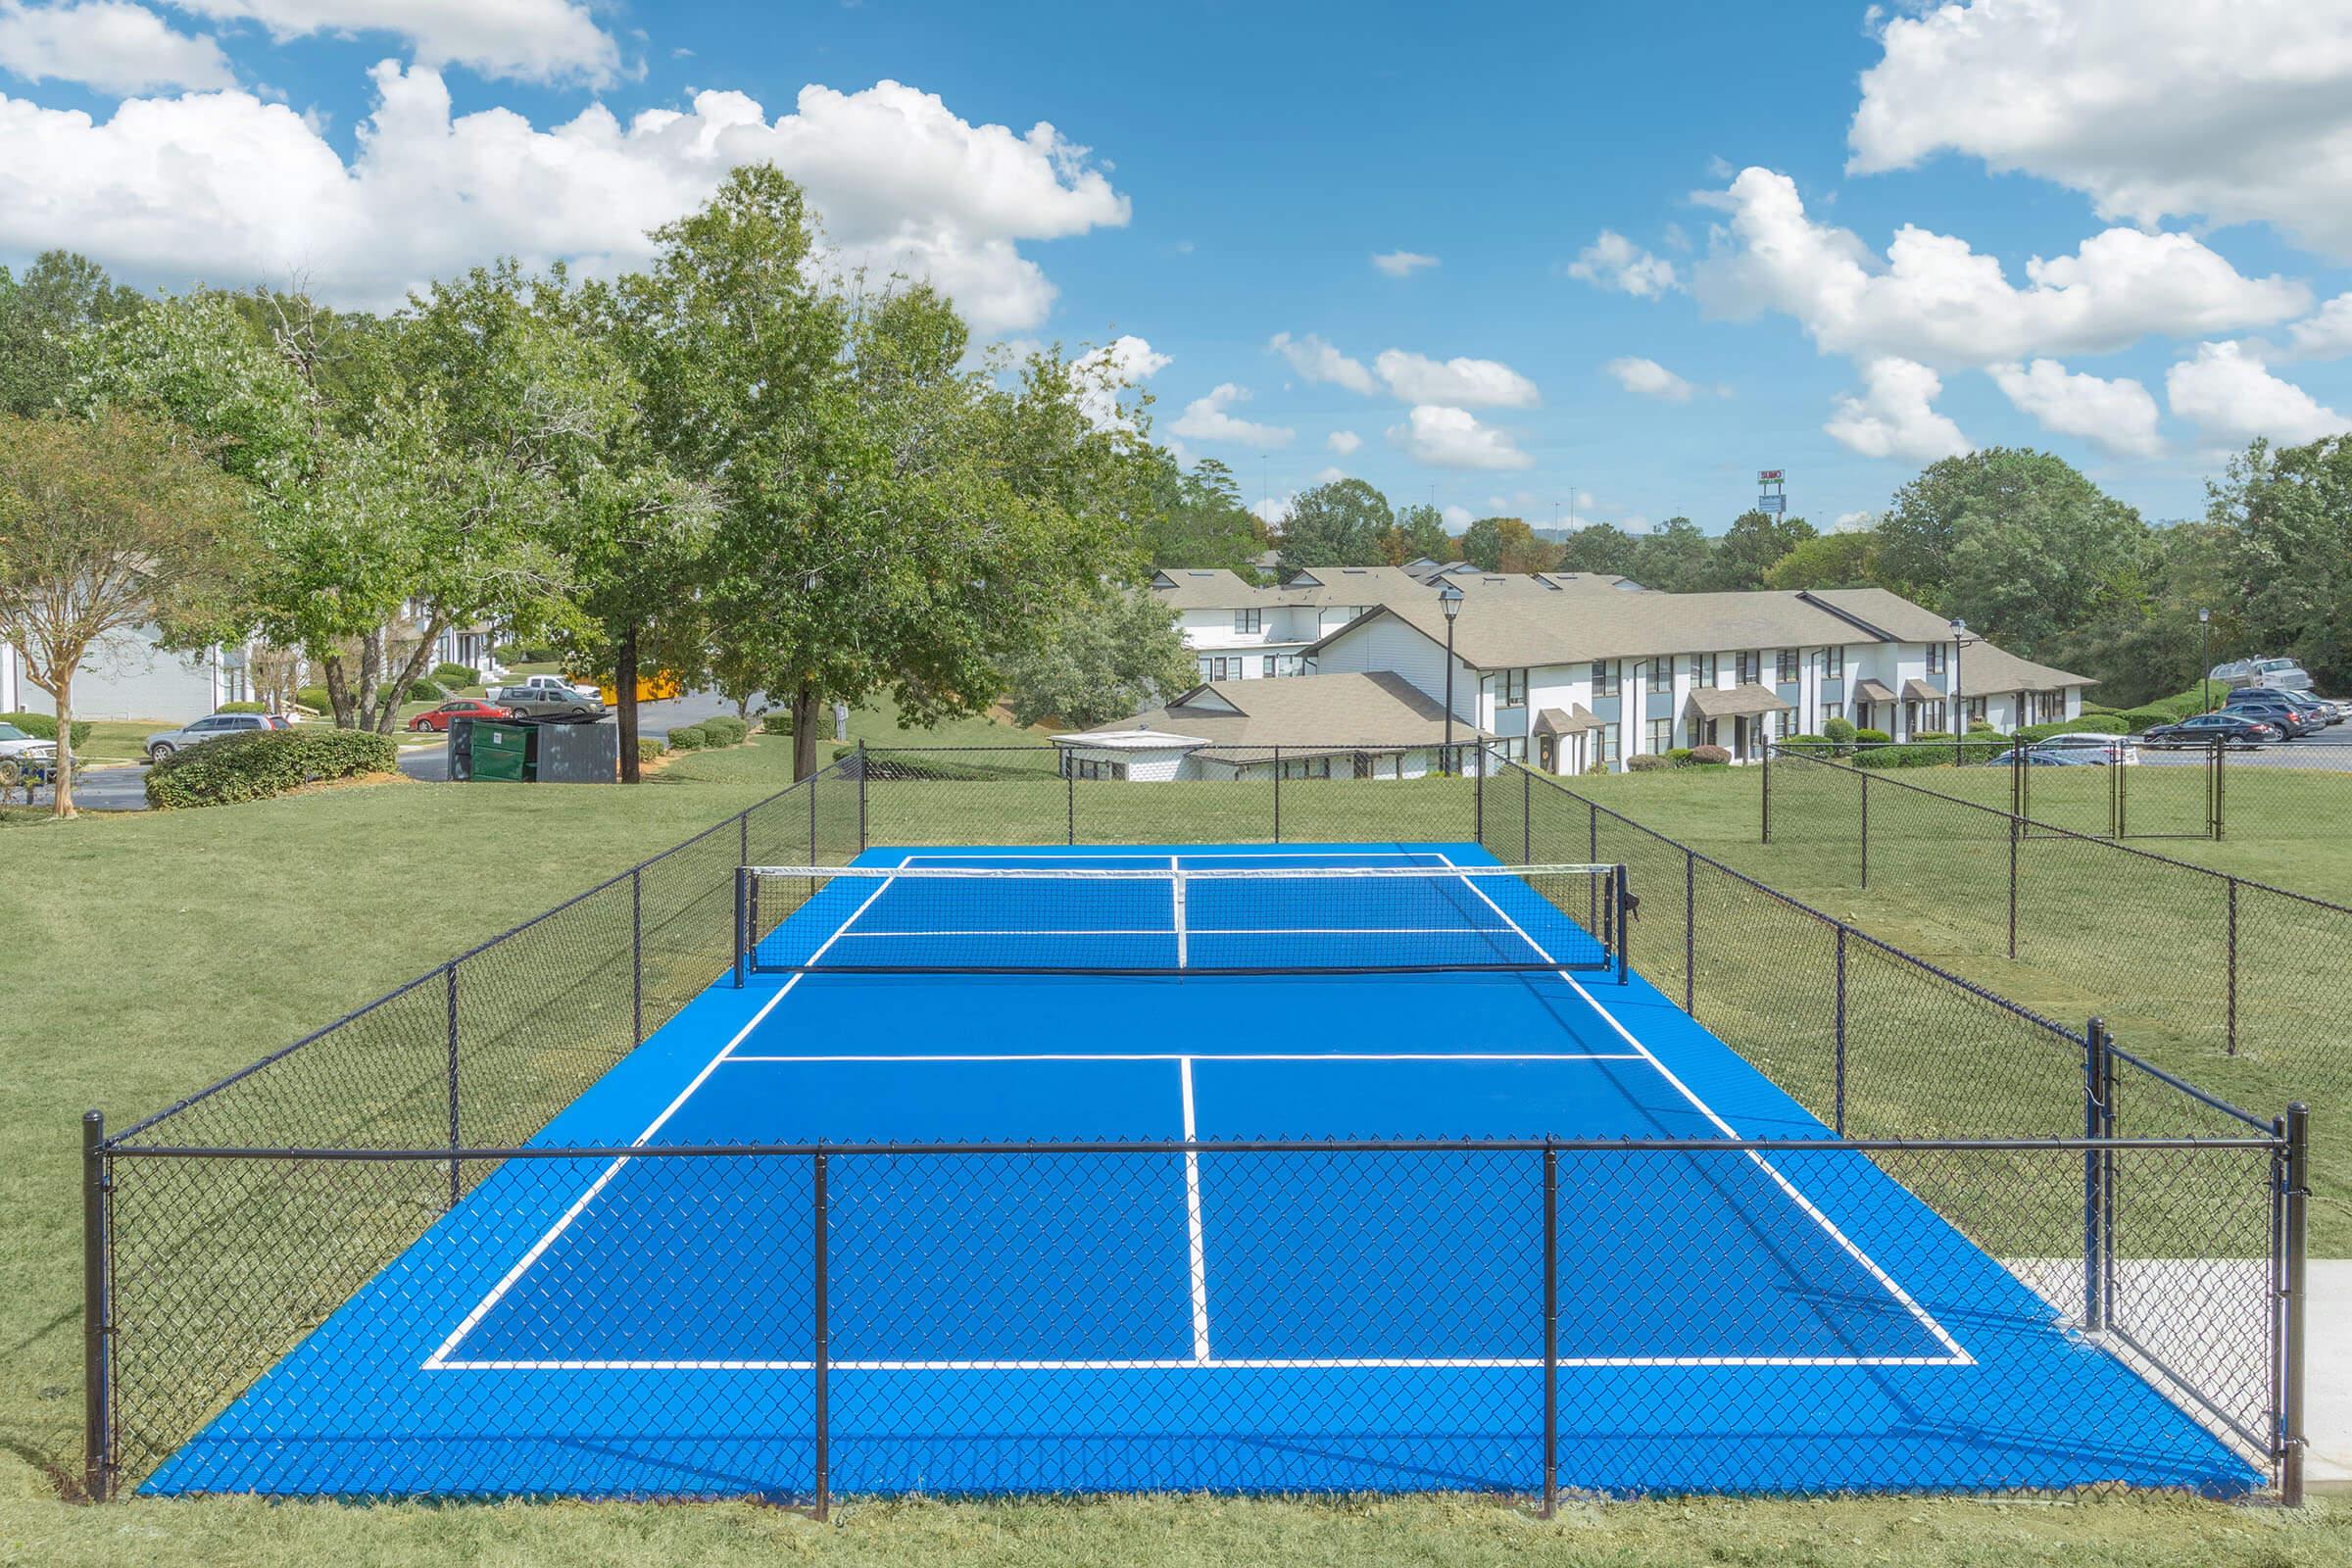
1311 465 1346 483
1251 493 1294 526
1603 355 1693 403
1387 404 1535 470
1833 510 1877 533
1067 334 1167 431
1985 359 2163 459
1374 349 1539 409
2286 293 2352 360
1325 429 1361 455
1169 382 1295 448
1268 330 1376 395
1823 357 1971 463
1565 229 1680 298
0 70 1130 330
1371 249 1438 277
2166 341 2348 446
1850 0 2352 260
0 1 233 93
1442 504 1472 528
173 0 621 86
1694 168 2308 369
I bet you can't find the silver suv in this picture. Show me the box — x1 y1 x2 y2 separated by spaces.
490 685 605 723
145 711 279 760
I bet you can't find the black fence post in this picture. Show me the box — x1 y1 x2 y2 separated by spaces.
1683 849 1696 1016
2111 749 2125 839
1833 925 1847 1137
856 738 869 851
2227 878 2240 1056
1760 743 1772 844
2212 737 2226 841
2082 1017 2108 1333
2006 814 2020 961
1474 750 1485 847
1858 770 1870 890
81 1109 111 1504
812 1147 831 1522
631 865 644 1047
739 809 749 872
1272 745 1282 844
1066 760 1076 847
732 866 749 989
1521 765 1532 864
2280 1102 2309 1506
1541 1142 1558 1519
808 772 819 866
1614 863 1630 985
444 963 460 1209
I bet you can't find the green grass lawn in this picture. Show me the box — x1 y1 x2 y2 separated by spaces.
0 738 2342 1561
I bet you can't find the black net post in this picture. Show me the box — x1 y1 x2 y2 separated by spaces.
444 963 460 1209
2280 1102 2310 1506
732 866 749 989
1833 925 1847 1136
81 1109 111 1504
1614 863 1630 985
811 1147 832 1522
1541 1141 1558 1519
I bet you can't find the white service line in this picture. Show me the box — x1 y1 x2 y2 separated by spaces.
421 869 903 1372
1432 853 1971 1368
431 1352 1965 1372
721 1052 1644 1064
1179 1056 1211 1362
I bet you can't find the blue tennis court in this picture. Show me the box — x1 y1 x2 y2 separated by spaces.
141 843 2265 1499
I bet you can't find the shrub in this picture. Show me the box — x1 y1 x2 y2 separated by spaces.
216 701 271 714
0 711 92 752
1666 747 1694 766
1853 727 1890 744
294 685 331 714
637 737 666 763
760 711 795 736
1914 730 1954 743
1625 753 1669 773
494 642 558 663
701 714 750 747
431 662 477 687
665 723 709 751
1967 717 1997 734
404 678 446 703
2118 705 2174 733
1821 714 1856 745
145 727 396 809
1783 733 1829 748
1687 744 1732 767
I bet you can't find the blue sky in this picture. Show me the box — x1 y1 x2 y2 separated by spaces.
4 0 2350 533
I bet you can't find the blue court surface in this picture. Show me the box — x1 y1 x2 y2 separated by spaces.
144 844 2263 1499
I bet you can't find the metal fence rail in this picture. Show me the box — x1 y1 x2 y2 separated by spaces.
78 741 2312 1506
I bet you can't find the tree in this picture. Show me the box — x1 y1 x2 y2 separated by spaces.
1631 516 1713 593
1001 584 1194 729
0 411 250 815
1277 478 1392 574
2208 434 2352 691
1459 514 1555 571
1761 528 1883 590
1554 521 1641 577
1706 509 1817 591
1379 502 1449 565
0 252 143 417
1139 456 1266 576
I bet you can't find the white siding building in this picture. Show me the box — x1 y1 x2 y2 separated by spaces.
1054 671 1493 780
2 628 253 722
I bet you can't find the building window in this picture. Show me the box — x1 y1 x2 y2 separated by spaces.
1775 648 1797 683
1647 661 1670 694
1061 755 1128 781
1926 643 1946 674
1692 652 1719 686
1277 754 1333 780
1234 608 1262 634
1855 701 1875 733
1736 650 1762 684
1773 710 1796 740
2037 689 2065 722
1596 728 1620 768
1590 661 1618 699
1646 716 1673 755
1261 656 1277 677
1823 645 1844 678
1964 696 1986 727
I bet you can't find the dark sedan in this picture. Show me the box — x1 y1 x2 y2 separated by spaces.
2142 712 2277 749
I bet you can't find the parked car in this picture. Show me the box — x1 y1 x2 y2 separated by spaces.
2267 688 2344 724
489 685 605 723
144 711 278 760
1983 746 2103 767
0 720 57 786
2209 657 2316 693
2141 713 2278 749
2026 731 2138 765
2220 692 2325 737
408 698 514 733
517 673 603 702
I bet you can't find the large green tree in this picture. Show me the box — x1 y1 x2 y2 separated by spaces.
1001 584 1194 729
2208 434 2352 690
1138 456 1266 576
1761 528 1884 591
1458 515 1557 572
1381 502 1450 565
1277 478 1392 574
1706 508 1817 591
0 252 143 418
1554 521 1642 577
1631 516 1713 593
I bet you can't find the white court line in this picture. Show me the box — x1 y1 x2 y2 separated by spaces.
1179 1056 1210 1361
431 1352 1965 1372
1434 853 1972 1368
895 850 1453 863
720 1052 1644 1064
825 927 1520 939
420 869 903 1372
1171 855 1187 970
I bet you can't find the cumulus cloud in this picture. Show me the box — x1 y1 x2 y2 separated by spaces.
1067 334 1168 431
174 0 621 85
1985 359 2163 459
1371 250 1438 277
0 0 234 93
1387 404 1535 470
1268 330 1376 394
1169 383 1295 448
1251 493 1294 526
2286 293 2352 360
1850 0 2352 260
1823 357 1971 463
2166 341 2349 446
1311 465 1347 484
1694 168 2308 369
1604 356 1693 402
1565 229 1680 298
1374 349 1539 409
0 70 1130 330
1326 429 1361 455
1833 511 1878 533
1442 504 1472 528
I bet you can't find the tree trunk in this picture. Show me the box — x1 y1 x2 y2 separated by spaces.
50 671 75 818
792 680 821 780
320 652 356 728
372 618 445 734
616 622 641 784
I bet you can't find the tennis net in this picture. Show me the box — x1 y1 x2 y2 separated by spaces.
737 861 1630 978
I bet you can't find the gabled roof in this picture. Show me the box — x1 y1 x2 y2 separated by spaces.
1064 670 1490 754
1150 567 1272 611
1959 640 2098 692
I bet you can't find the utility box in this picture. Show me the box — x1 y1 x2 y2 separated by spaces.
535 720 618 784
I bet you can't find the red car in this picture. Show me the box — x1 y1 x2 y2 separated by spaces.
409 698 514 732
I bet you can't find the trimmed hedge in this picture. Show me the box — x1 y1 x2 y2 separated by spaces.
216 701 271 714
1687 744 1731 767
665 723 709 751
760 711 795 736
1625 753 1670 773
1822 715 1857 746
1854 727 1890 744
431 662 477 687
0 711 92 752
145 727 397 809
702 715 750 747
405 678 446 703
294 686 331 714
637 737 666 763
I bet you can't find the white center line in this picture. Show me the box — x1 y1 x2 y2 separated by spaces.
1180 1055 1211 1363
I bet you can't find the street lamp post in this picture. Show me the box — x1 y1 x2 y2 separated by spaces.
1439 582 1464 775
1948 616 1967 764
2199 608 2213 712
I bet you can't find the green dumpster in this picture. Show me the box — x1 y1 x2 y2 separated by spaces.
471 721 533 782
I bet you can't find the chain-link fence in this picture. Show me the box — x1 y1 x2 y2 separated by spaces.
1770 739 2220 841
80 745 2312 1506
